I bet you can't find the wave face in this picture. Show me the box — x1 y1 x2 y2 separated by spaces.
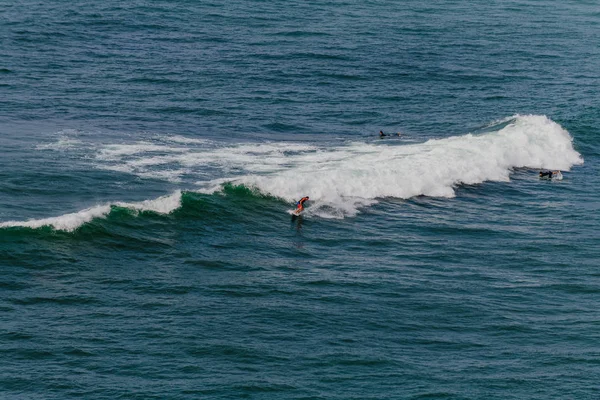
0 115 583 230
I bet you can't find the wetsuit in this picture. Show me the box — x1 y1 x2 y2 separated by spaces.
296 196 309 211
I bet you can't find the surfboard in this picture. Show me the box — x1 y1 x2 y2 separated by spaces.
553 171 563 180
290 208 303 220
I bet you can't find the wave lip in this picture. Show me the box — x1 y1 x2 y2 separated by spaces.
0 191 183 232
114 190 182 214
0 205 112 232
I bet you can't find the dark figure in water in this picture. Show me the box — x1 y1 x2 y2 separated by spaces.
539 170 560 178
379 130 386 138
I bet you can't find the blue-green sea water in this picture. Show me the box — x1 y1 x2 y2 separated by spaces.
1 1 599 399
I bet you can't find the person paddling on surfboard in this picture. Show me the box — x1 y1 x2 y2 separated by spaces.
539 170 560 178
296 196 309 213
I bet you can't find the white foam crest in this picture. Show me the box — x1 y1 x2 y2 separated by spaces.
194 178 233 194
225 115 583 216
0 205 112 232
117 190 183 214
0 192 183 232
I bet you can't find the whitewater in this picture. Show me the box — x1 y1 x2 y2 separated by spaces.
0 115 583 231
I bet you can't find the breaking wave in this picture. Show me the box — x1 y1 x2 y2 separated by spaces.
0 191 183 232
1 115 584 230
210 115 583 217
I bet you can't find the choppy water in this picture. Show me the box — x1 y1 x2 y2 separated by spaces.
1 1 599 399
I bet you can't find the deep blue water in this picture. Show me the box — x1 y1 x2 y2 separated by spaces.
1 1 599 399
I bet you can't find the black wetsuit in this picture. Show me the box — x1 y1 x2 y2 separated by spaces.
540 171 553 178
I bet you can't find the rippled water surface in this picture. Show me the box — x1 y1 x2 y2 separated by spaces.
1 1 599 399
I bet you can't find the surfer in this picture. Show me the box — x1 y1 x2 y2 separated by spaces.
379 130 386 138
539 170 560 179
296 196 309 213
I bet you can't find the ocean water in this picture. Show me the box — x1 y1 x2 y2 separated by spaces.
1 1 599 399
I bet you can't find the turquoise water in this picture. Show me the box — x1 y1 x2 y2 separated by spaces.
1 1 599 399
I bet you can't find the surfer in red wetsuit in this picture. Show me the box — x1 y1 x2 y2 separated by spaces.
296 196 309 212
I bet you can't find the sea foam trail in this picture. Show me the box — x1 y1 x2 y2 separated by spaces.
0 191 182 232
220 115 583 217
